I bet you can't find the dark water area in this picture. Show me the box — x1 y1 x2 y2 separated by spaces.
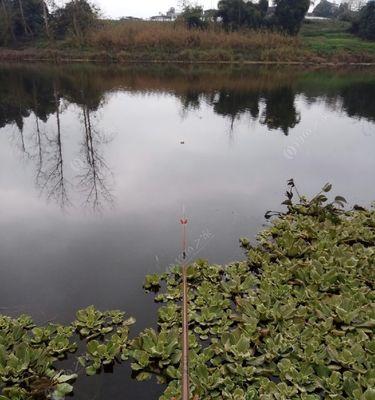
0 63 375 399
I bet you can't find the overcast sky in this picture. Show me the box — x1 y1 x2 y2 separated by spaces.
93 0 218 19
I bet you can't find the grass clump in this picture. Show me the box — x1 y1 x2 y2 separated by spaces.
85 21 299 62
75 19 375 63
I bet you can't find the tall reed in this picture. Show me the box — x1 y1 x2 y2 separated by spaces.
87 21 299 53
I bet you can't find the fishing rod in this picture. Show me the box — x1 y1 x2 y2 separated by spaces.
180 213 190 400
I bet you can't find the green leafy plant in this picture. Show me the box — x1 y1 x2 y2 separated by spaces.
134 182 375 400
1 183 374 400
0 307 135 399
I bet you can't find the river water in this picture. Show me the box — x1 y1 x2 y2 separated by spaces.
0 63 374 399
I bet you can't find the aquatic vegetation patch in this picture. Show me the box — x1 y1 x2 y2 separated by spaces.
0 307 135 399
1 183 374 399
134 183 375 399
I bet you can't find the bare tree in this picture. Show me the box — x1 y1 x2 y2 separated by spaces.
32 81 45 181
76 104 114 212
37 82 70 209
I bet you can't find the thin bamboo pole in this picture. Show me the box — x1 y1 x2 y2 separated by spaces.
180 217 189 400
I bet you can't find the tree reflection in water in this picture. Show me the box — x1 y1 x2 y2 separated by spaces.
260 87 301 135
1 64 375 210
78 103 114 212
36 82 70 209
0 68 115 211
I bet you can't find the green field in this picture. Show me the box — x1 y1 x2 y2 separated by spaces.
301 19 375 57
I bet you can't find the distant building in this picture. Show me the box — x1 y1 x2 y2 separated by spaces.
166 7 178 20
150 15 173 22
120 16 144 21
305 15 331 20
150 7 178 22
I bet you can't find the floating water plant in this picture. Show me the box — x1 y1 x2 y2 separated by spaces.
0 307 135 399
132 182 375 400
1 183 374 399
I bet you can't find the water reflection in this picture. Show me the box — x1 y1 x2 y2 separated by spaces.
0 67 116 211
1 65 375 210
2 65 375 133
36 82 70 208
78 104 114 211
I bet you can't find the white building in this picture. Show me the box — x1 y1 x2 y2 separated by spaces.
150 7 179 22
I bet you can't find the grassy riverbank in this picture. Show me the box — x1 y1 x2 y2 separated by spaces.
1 19 375 64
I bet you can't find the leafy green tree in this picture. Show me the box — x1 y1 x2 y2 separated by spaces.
259 0 269 18
13 0 45 37
204 8 218 22
336 2 356 21
180 4 207 29
0 0 45 42
217 0 248 30
356 1 375 40
0 0 13 44
274 0 310 35
217 0 265 30
312 0 339 18
52 0 98 41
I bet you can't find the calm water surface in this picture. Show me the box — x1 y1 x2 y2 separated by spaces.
0 64 375 399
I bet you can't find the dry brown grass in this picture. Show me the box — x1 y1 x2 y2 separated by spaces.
2 20 375 64
87 21 299 54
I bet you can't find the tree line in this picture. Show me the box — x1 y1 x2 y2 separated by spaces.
1 0 374 47
352 1 375 40
0 0 98 45
2 64 375 137
0 0 312 45
181 0 375 39
181 0 310 35
2 65 375 206
312 0 375 41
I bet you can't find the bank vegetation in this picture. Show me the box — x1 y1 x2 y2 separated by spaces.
0 0 375 64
